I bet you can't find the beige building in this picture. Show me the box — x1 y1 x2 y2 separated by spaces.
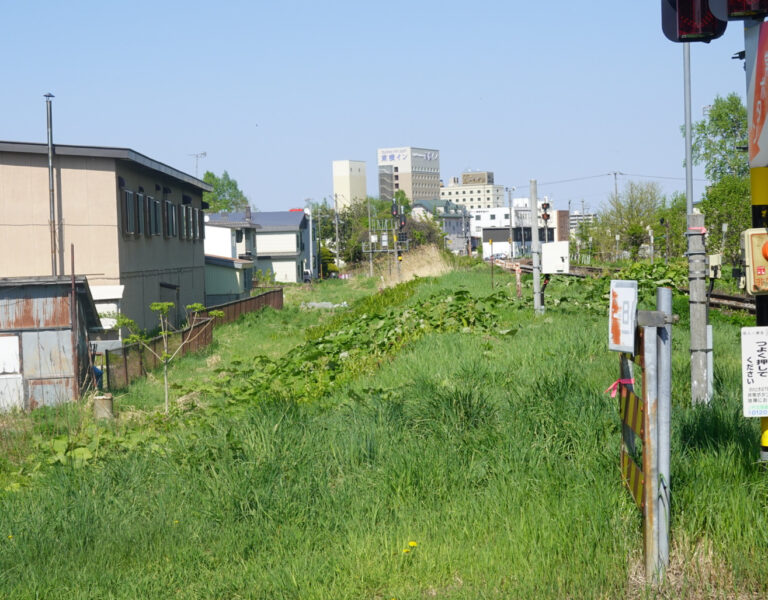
440 171 505 209
0 141 212 337
332 160 367 210
377 146 440 204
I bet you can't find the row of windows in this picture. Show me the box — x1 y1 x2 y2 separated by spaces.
475 214 510 221
442 191 500 197
121 189 204 241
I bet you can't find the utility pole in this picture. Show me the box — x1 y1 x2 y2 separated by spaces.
367 197 373 277
507 186 515 259
305 202 314 280
684 43 709 405
531 180 543 314
45 93 56 277
334 193 341 268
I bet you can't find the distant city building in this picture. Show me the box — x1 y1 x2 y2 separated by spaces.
412 199 472 254
472 198 562 258
332 160 367 210
569 210 597 234
440 172 505 209
377 146 440 204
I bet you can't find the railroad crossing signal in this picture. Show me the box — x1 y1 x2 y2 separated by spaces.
540 202 550 223
661 1 768 43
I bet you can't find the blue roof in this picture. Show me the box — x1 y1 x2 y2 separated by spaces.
253 211 306 231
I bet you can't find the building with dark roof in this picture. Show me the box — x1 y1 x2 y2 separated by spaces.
252 210 315 283
0 141 212 335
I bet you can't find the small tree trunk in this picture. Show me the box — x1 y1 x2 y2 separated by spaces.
162 314 170 414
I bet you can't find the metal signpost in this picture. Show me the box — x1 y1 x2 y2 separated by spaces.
609 281 673 583
362 218 408 279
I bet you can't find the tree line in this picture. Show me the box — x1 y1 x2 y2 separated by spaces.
576 92 749 264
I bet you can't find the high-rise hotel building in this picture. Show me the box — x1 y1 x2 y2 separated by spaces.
377 146 440 204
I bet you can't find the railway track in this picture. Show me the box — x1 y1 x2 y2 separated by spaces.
491 258 756 313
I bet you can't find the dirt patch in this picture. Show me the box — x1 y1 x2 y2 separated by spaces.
348 244 451 288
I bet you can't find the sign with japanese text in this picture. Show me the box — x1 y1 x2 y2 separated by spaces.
608 280 637 353
742 327 768 417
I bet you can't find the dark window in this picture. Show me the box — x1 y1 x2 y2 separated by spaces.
199 211 205 239
123 190 135 235
179 204 187 239
136 193 145 236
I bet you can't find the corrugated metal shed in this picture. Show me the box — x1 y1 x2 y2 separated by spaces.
0 277 100 411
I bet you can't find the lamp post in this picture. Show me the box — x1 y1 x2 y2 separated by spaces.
615 233 620 262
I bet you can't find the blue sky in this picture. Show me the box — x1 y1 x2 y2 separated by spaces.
1 1 751 212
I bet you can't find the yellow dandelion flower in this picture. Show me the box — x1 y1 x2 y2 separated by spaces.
173 520 179 525
408 541 418 547
402 548 410 553
7 535 12 540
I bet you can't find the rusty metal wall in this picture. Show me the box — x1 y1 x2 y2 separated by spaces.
0 287 71 330
0 286 79 410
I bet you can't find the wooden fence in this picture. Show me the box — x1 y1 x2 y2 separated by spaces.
200 287 283 324
104 287 283 389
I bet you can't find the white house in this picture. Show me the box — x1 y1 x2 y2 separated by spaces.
203 209 257 305
252 210 314 283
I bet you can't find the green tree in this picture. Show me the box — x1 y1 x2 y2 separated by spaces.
117 303 223 413
699 174 751 263
598 181 663 260
203 170 249 213
690 92 748 180
654 191 688 261
689 92 751 264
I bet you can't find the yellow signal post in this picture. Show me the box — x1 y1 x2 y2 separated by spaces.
750 167 768 461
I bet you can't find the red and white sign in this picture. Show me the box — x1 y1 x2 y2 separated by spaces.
748 22 768 168
609 280 637 353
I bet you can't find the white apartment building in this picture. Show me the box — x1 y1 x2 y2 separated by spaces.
440 171 505 209
377 146 440 204
332 160 367 210
472 199 557 258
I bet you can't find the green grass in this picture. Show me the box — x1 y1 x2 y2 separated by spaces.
1 268 768 598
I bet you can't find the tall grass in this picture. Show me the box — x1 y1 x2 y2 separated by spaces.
1 270 767 598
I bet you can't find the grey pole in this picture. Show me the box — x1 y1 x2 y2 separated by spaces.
307 206 314 280
334 194 341 268
643 324 661 582
656 287 672 579
45 93 56 277
531 180 543 314
684 43 709 405
367 197 373 277
507 186 514 259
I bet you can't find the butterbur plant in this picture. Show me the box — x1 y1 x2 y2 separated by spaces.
116 303 224 413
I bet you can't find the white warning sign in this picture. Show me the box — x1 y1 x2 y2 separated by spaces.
741 326 768 417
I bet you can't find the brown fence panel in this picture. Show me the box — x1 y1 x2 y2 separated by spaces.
104 288 282 390
201 288 283 326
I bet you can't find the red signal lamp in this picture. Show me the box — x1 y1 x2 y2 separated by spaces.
662 0 728 43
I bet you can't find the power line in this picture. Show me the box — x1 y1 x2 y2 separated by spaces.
511 171 706 190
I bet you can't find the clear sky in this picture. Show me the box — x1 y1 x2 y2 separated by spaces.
1 1 752 213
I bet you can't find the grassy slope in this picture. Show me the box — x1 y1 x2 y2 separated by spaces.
1 268 767 599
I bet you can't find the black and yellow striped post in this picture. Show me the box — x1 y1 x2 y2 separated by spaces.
750 167 768 461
